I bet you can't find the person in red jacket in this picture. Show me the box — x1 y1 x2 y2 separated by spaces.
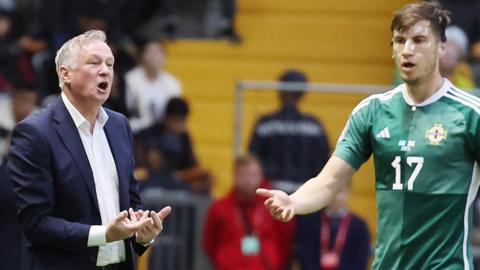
203 154 295 270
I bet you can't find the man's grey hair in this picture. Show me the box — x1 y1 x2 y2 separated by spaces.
54 30 107 89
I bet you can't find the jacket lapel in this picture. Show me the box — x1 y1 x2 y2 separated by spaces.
52 98 100 212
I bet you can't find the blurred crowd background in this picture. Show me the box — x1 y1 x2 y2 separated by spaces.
2 0 480 269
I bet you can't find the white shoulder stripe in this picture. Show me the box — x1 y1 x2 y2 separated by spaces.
444 93 480 115
351 86 402 115
447 87 480 108
463 162 480 270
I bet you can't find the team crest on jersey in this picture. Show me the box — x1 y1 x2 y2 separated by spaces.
425 123 448 145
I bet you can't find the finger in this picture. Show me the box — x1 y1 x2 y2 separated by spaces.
151 210 162 227
141 210 150 220
129 208 138 222
115 211 128 223
131 217 153 231
273 207 284 217
157 206 172 220
282 208 291 221
264 198 274 208
256 188 273 197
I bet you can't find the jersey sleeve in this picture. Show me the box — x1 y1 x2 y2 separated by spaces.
333 100 373 170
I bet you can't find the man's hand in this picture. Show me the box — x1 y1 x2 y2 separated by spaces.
106 210 152 242
130 206 172 245
256 188 296 222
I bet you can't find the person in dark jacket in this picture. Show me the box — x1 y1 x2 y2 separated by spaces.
297 186 371 270
249 69 330 193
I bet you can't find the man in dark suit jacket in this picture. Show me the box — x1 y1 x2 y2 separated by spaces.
8 30 171 270
0 156 23 270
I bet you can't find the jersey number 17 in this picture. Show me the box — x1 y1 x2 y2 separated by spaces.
391 156 424 190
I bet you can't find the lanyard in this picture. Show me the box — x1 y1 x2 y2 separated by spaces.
320 212 351 255
237 204 264 235
237 204 272 270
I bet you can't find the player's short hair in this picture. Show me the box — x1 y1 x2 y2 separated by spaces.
55 30 107 89
391 0 451 42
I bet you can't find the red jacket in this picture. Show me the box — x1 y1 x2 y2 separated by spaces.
203 190 295 270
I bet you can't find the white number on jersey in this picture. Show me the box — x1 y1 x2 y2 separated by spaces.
391 156 424 190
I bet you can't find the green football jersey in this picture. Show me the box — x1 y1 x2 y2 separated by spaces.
334 79 480 270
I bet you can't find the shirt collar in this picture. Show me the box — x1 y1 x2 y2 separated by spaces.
61 92 109 129
402 78 451 107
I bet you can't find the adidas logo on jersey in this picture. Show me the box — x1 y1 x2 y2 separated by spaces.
376 127 390 139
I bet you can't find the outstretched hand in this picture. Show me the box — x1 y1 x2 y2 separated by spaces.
256 188 295 222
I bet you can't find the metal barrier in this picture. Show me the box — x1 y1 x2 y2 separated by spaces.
140 188 213 270
234 80 392 156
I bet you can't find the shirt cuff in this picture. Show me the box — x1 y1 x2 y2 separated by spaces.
87 225 107 247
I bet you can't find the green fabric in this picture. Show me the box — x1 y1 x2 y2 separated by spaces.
333 80 480 269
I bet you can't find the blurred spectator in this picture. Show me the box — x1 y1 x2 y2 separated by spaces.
0 83 38 270
122 0 178 39
135 97 212 194
0 8 38 92
125 38 181 132
219 0 241 43
249 69 330 193
297 185 371 270
439 0 480 91
138 139 192 192
439 0 480 48
203 154 295 270
440 25 477 91
0 86 38 160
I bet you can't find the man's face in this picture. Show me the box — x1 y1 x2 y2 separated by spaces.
65 39 114 106
234 161 263 198
392 20 443 84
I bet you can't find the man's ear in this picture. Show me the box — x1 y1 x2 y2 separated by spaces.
59 66 71 85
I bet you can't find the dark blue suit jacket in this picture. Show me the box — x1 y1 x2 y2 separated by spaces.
8 98 146 270
0 158 23 270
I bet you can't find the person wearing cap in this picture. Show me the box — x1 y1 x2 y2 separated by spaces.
248 69 330 194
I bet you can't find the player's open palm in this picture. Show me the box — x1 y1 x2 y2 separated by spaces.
256 188 295 222
106 210 152 242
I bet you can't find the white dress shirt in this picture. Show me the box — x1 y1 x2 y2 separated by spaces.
61 93 125 266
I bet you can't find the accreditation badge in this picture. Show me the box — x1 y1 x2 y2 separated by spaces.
241 235 260 255
321 252 339 270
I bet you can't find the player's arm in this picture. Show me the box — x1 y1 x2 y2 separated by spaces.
257 156 355 221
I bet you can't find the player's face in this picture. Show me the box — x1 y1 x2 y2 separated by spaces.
66 39 114 107
392 20 444 85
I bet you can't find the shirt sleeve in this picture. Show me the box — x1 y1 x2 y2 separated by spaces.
333 100 373 170
87 225 107 247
